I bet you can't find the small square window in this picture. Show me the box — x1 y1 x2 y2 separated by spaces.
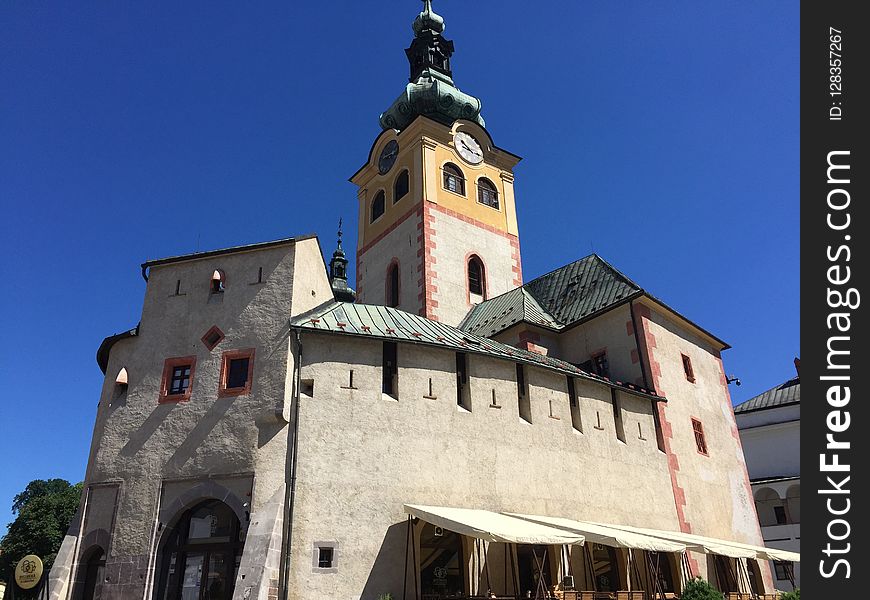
219 349 255 397
592 351 610 379
691 418 708 455
312 542 338 572
318 547 334 568
159 356 197 403
682 354 695 383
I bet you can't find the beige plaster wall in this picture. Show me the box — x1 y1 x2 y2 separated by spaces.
55 238 333 600
429 209 520 326
287 332 678 600
355 205 422 312
636 300 771 590
557 303 646 386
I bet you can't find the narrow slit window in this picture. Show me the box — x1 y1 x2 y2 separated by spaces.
517 363 531 423
682 354 695 382
567 376 583 432
387 263 400 308
692 418 708 455
456 352 470 409
382 342 397 397
612 390 626 442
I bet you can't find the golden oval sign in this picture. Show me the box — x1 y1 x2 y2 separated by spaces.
15 554 44 590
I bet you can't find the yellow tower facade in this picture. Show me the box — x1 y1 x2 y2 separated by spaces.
350 0 523 325
352 117 523 325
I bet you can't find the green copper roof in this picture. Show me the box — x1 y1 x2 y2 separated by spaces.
460 254 729 349
291 301 663 402
734 377 800 414
380 0 484 131
460 255 642 337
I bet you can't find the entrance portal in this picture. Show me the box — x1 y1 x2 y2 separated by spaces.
155 500 243 600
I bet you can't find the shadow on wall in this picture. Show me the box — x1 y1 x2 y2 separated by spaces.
360 521 415 600
165 396 237 470
120 403 177 457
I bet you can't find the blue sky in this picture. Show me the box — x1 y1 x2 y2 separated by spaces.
0 1 798 534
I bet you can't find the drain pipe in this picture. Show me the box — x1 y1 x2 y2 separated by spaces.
280 328 304 599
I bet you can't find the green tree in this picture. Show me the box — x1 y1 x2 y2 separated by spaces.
0 479 82 591
680 577 725 600
780 589 800 600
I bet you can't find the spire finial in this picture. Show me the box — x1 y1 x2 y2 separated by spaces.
328 216 355 302
413 0 445 36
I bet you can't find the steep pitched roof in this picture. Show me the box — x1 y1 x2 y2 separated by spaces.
291 301 662 402
461 254 642 337
734 377 800 414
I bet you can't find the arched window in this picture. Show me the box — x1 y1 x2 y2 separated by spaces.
442 163 465 195
387 262 400 308
211 270 225 293
156 500 244 600
477 177 499 209
371 190 386 222
394 170 409 203
467 256 485 298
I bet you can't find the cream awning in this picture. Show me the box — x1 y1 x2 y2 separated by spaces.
595 522 800 562
404 505 585 545
506 513 687 553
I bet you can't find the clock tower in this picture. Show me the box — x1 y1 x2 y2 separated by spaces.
351 0 523 326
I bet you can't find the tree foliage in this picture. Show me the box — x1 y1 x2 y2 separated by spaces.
0 479 82 585
680 577 725 600
780 589 800 600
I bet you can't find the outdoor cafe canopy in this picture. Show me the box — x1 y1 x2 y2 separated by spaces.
403 505 585 546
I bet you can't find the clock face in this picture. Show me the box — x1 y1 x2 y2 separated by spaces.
454 132 483 164
378 140 399 175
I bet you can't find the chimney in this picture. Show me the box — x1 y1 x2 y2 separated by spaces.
794 357 800 377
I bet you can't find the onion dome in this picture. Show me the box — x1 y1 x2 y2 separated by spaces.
379 0 484 132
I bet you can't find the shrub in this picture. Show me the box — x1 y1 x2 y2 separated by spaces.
680 577 724 600
780 590 800 600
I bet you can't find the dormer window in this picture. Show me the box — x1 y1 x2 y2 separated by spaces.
371 190 386 222
442 163 465 196
211 270 226 293
477 178 499 209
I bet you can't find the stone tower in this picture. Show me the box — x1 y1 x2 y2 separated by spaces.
351 0 523 326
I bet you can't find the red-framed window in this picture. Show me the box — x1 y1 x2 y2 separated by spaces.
159 356 197 403
681 353 695 383
201 325 225 351
219 348 256 397
592 351 610 379
691 418 708 455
